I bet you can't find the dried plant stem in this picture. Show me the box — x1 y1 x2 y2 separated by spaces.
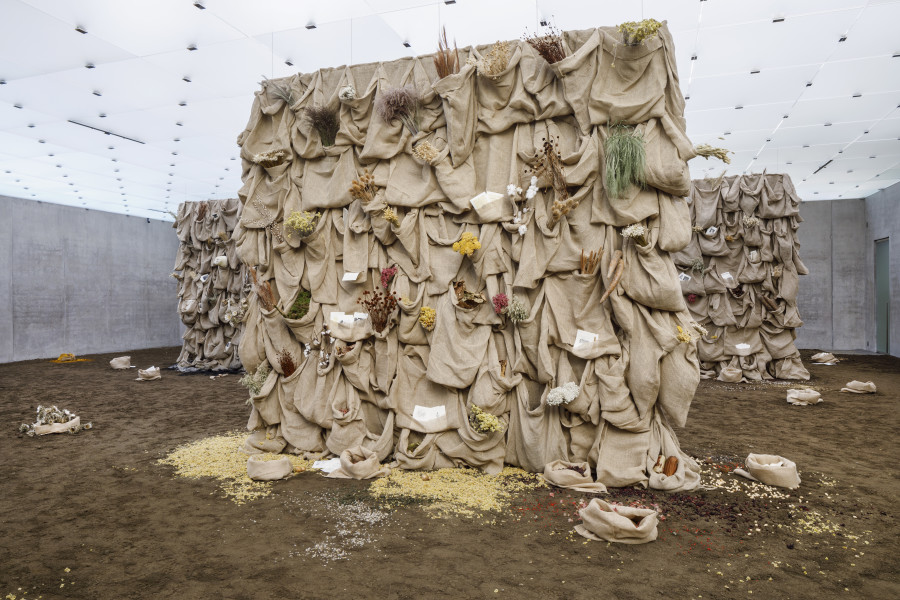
599 257 625 304
605 124 646 199
580 248 603 275
250 268 276 311
434 26 460 79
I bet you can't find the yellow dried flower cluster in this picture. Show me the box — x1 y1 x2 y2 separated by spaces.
284 210 321 238
412 140 439 163
617 18 664 46
157 431 312 504
418 306 436 331
476 40 511 77
251 148 288 168
369 466 545 517
452 232 481 256
676 325 693 344
469 405 504 434
382 206 400 226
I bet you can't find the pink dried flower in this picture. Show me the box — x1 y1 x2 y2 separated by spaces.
687 293 699 304
492 293 509 315
380 266 398 290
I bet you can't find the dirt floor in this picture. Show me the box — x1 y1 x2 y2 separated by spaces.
0 347 897 600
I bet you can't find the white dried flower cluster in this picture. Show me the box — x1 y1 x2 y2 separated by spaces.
503 295 529 323
525 175 539 200
621 224 648 239
546 382 580 406
19 405 92 436
338 85 357 101
742 214 760 227
517 225 528 236
311 326 334 368
222 297 249 324
506 183 523 199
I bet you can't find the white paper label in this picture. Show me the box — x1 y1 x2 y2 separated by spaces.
470 191 504 210
342 271 361 282
735 343 751 350
353 312 369 321
678 272 692 282
721 272 734 284
312 458 342 473
413 405 446 422
749 250 759 262
574 329 599 348
330 311 356 325
705 226 718 236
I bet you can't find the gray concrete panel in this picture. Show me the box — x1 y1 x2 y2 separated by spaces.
795 201 833 350
830 199 868 350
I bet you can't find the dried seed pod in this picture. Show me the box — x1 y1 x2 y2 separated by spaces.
663 456 679 477
599 257 624 304
653 454 665 474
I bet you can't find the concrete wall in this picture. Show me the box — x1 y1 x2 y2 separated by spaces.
865 183 900 357
0 194 182 363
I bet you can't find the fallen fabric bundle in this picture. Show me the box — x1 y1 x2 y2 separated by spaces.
786 388 822 405
543 460 607 493
841 380 876 394
810 352 837 364
574 498 658 544
744 453 800 489
247 455 293 481
135 366 161 381
326 446 392 480
109 356 133 369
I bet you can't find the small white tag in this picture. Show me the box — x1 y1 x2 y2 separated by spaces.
705 226 718 236
353 312 368 321
574 329 599 348
342 271 361 282
678 272 692 282
749 250 759 262
330 311 356 325
312 458 342 473
721 272 734 284
470 191 503 210
413 405 446 422
735 343 751 350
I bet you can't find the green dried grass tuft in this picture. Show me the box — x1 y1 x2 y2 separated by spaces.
605 124 646 199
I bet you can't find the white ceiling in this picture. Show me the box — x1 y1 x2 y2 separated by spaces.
0 0 898 221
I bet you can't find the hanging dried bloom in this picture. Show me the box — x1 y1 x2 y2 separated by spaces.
546 382 580 406
507 183 524 200
434 26 460 79
469 405 504 433
452 232 481 256
742 214 759 227
338 85 357 101
303 105 339 147
476 40 511 77
686 293 699 304
358 290 398 333
523 25 565 64
617 19 664 46
675 325 693 344
517 224 528 236
418 306 436 331
380 266 398 290
276 349 297 377
349 170 378 203
284 210 320 238
382 206 400 227
492 293 509 315
412 140 439 163
503 295 529 323
694 144 733 164
251 149 288 168
239 364 270 397
375 85 420 136
621 223 649 247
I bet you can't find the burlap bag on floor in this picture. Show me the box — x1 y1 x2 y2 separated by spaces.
241 427 288 455
810 352 837 364
34 417 81 436
745 453 800 489
786 389 822 405
543 460 607 493
594 421 651 488
575 498 658 544
717 365 744 383
326 445 391 479
135 366 161 381
247 455 293 481
646 413 701 492
841 380 876 393
109 356 132 369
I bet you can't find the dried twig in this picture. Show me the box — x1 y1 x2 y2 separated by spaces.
580 248 603 275
528 137 576 229
250 268 276 311
434 26 460 79
599 257 624 304
523 25 565 64
358 290 398 333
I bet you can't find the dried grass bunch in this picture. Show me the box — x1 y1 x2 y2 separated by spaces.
358 290 398 333
617 19 664 46
250 268 276 311
251 149 288 168
476 40 511 77
412 140 439 163
261 75 295 106
375 85 420 136
280 289 311 320
605 124 646 199
240 364 269 398
382 206 400 226
349 170 378 203
529 137 576 229
276 349 297 377
434 27 460 79
304 105 339 147
580 248 603 275
523 26 565 64
695 144 733 164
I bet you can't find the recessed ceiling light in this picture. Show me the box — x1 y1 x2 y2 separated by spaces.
182 76 192 83
172 151 178 155
27 123 34 128
305 23 317 30
193 1 205 9
445 0 456 4
684 95 690 100
750 69 760 74
285 59 293 66
176 122 183 126
852 93 862 98
691 54 697 60
735 105 743 110
92 90 102 97
782 115 788 119
824 122 832 126
99 113 106 118
0 79 6 85
75 25 88 34
179 101 187 106
802 144 810 148
772 17 785 23
108 145 114 150
174 138 180 142
403 41 411 48
85 62 95 69
805 82 812 87
38 139 45 143
13 103 22 109
839 35 847 42
187 44 198 51
869 155 876 159
893 52 900 58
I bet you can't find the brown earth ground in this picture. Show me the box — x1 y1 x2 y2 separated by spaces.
0 348 897 600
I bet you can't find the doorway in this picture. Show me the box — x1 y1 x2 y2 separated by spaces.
875 238 890 353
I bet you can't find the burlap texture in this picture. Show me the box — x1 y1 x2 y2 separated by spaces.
745 453 801 489
575 498 659 544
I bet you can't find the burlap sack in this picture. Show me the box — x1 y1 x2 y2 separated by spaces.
745 453 800 489
594 421 650 488
135 366 161 381
786 389 822 405
543 460 607 493
393 344 463 433
241 427 288 455
326 445 391 479
717 365 744 383
109 356 132 369
810 352 837 364
505 379 568 473
575 499 658 544
646 413 701 492
247 455 293 481
620 234 685 312
841 380 876 394
34 417 81 436
426 283 492 388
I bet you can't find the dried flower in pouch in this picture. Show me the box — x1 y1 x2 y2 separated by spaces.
284 210 320 239
382 206 400 227
528 137 575 229
338 85 357 101
675 326 693 344
358 290 398 333
303 105 339 147
240 363 270 398
349 170 378 204
418 306 436 331
476 40 511 77
280 289 311 320
469 405 504 434
251 149 288 168
260 75 295 106
375 85 420 136
742 214 759 227
434 26 460 79
250 268 276 311
453 280 486 310
617 19 663 46
605 123 646 199
380 266 398 290
546 382 579 406
277 349 297 377
694 144 733 164
621 223 649 247
492 293 509 315
523 25 565 64
412 140 439 163
452 232 481 256
502 294 529 323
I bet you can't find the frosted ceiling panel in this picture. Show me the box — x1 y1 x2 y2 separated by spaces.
349 14 415 66
686 66 819 111
260 21 354 75
699 0 866 28
865 116 900 140
211 0 373 37
805 56 900 100
787 94 900 129
769 122 868 148
685 102 794 136
840 139 900 160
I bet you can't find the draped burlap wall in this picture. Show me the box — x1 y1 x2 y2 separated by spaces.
173 198 248 371
675 174 810 382
234 24 703 491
